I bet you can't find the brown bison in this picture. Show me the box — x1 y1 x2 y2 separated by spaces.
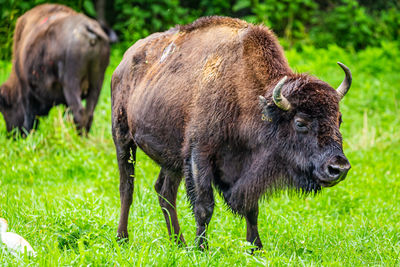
111 16 352 249
0 4 110 134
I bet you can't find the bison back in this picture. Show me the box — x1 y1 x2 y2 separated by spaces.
112 18 251 170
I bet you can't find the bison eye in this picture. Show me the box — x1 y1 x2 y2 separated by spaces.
295 118 308 133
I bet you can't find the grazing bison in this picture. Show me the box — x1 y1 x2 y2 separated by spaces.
0 4 110 134
111 16 352 249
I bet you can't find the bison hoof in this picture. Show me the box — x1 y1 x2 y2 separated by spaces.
249 244 263 255
171 234 186 247
196 239 209 251
116 232 129 243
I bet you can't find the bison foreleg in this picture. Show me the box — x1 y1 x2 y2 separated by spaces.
245 207 263 251
82 81 101 133
187 148 215 250
155 168 186 245
222 174 263 250
62 76 87 134
84 59 107 133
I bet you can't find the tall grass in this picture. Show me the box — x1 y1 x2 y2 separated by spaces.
0 43 399 265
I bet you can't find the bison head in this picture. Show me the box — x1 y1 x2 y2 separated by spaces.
259 62 352 193
0 83 26 134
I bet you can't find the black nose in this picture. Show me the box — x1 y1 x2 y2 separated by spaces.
324 155 351 181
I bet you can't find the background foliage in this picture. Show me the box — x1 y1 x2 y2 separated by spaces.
1 0 399 60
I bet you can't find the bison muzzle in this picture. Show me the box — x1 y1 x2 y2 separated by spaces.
111 16 352 250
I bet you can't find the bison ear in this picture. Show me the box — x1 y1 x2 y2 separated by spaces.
258 95 273 122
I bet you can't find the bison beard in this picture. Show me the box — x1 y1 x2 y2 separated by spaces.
111 16 351 250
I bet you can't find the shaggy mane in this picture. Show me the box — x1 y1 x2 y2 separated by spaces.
178 16 248 33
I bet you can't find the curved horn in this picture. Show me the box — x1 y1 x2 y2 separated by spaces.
336 62 352 99
273 76 291 111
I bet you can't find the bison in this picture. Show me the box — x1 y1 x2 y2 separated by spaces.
0 4 110 135
111 16 352 249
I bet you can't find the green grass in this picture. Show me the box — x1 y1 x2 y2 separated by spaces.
1 43 400 266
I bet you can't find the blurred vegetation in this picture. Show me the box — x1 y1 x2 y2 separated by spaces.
0 0 399 59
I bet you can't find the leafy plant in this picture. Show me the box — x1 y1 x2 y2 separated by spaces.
0 0 399 58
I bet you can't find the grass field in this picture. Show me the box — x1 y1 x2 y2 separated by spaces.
1 42 399 266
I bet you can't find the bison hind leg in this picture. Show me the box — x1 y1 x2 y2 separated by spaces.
155 168 186 245
113 132 136 241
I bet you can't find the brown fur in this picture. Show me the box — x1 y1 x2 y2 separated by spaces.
0 4 110 134
111 16 351 249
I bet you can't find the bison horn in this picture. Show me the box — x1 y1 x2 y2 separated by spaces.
336 62 352 99
272 76 291 111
